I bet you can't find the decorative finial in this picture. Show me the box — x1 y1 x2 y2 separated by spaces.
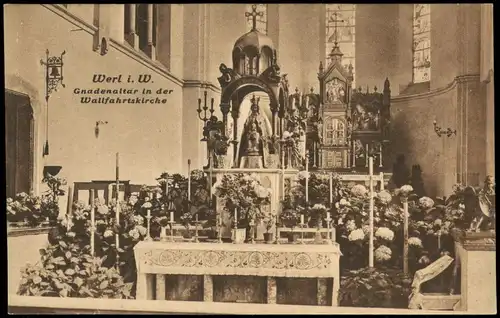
319 61 324 73
295 87 299 94
310 87 314 94
374 86 378 92
245 4 264 32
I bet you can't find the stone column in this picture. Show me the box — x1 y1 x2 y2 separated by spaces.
203 275 214 302
144 4 156 60
125 4 139 49
156 274 166 300
266 277 277 304
452 229 496 313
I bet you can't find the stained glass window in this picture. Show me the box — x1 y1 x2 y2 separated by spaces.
325 4 356 83
412 4 431 83
246 4 268 34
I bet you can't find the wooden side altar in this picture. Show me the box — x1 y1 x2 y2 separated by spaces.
134 241 341 306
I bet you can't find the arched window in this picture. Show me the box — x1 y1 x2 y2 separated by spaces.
324 117 345 146
412 4 431 83
325 4 356 83
246 4 268 34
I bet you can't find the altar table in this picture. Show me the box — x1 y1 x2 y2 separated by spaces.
134 241 342 306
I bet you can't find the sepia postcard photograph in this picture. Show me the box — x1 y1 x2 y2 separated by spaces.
5 3 495 315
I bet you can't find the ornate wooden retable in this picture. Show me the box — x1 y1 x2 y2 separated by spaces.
134 241 342 306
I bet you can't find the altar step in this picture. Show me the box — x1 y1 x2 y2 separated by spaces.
8 295 471 315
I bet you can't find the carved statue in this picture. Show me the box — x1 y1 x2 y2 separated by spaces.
217 63 238 87
463 176 495 232
316 119 324 145
237 96 273 168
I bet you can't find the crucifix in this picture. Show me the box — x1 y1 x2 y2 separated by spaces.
245 4 264 31
329 12 345 46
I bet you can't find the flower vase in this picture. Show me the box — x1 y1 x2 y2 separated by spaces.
315 217 323 242
160 226 168 242
232 228 246 244
216 155 231 169
264 232 274 243
288 229 299 243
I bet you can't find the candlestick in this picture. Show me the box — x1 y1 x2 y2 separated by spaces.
234 208 238 224
326 215 331 242
274 212 280 244
66 185 73 217
187 159 191 202
194 212 199 243
145 210 152 241
300 214 304 225
90 190 95 256
169 220 175 242
170 211 174 223
327 212 330 220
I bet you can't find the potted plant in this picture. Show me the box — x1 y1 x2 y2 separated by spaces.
263 211 277 243
280 207 300 243
213 173 271 243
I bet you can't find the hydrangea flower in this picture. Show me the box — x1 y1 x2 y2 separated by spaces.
133 215 144 225
142 202 152 209
312 204 327 211
375 227 394 241
408 237 423 247
419 196 435 209
255 186 270 198
298 171 310 179
103 229 114 238
346 219 356 232
351 184 368 197
374 245 392 262
362 225 370 235
129 228 140 240
136 225 147 236
97 205 110 215
348 228 365 241
434 218 442 226
282 131 293 139
399 185 414 195
377 190 392 205
339 198 350 206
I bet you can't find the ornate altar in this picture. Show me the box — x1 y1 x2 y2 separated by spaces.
134 241 341 306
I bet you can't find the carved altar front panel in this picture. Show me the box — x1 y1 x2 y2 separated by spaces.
322 149 348 169
134 241 341 278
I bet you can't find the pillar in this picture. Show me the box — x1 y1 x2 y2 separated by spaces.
452 229 496 313
125 4 139 49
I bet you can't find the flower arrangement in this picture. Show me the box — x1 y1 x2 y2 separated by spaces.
263 212 276 234
7 176 67 227
213 173 271 230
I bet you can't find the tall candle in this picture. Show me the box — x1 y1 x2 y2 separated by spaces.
329 173 333 203
115 153 120 253
170 211 174 222
234 208 237 223
147 209 151 219
305 155 309 202
300 214 304 225
187 159 191 201
369 157 374 176
90 190 95 256
67 185 73 217
327 212 330 220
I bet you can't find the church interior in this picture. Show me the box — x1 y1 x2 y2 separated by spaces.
5 4 495 314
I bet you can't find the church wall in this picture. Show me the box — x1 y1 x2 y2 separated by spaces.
355 4 399 91
4 4 184 191
391 86 458 197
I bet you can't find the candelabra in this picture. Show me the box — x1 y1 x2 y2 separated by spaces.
197 91 215 169
433 120 456 137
